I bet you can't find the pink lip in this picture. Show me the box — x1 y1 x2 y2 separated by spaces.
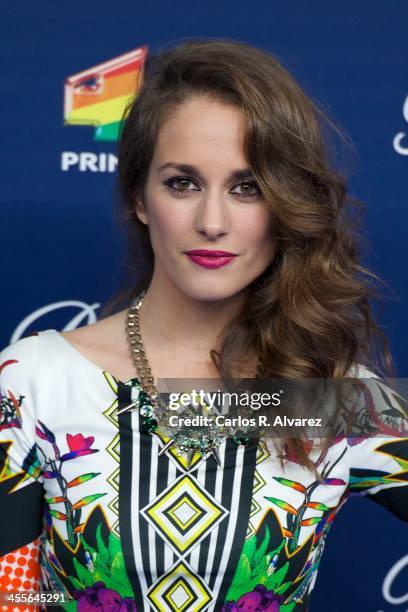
185 250 237 256
185 250 237 269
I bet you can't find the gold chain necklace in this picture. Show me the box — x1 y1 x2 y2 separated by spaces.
117 290 251 468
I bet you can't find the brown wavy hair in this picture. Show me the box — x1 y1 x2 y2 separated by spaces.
102 37 396 471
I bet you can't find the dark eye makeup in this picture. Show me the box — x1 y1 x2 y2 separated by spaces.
162 176 261 201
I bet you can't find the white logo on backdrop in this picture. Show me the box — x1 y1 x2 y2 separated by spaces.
61 152 118 172
376 553 408 611
393 95 408 155
11 300 101 343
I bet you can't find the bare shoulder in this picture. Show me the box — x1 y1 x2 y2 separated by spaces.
58 309 136 380
60 310 127 355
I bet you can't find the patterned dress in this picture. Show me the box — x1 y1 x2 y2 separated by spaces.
0 329 407 611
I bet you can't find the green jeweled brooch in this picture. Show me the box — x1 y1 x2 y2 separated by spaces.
117 378 250 468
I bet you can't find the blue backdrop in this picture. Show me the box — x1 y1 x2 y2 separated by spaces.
1 2 407 610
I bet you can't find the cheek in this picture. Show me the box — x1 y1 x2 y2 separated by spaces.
148 201 189 246
240 209 274 244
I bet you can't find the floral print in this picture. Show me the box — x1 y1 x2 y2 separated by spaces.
0 330 407 611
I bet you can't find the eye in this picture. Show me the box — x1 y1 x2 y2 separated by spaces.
231 181 261 200
163 176 200 196
162 176 262 200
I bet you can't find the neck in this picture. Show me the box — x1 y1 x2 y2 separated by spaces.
139 273 249 356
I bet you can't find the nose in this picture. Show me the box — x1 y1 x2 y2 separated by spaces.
195 189 230 240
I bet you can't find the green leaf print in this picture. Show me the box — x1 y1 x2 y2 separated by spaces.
68 576 83 591
95 522 111 566
280 603 297 611
264 496 298 515
252 527 270 568
225 531 289 602
59 601 78 612
273 477 306 494
71 492 107 510
72 557 95 587
226 555 252 600
244 532 257 561
60 523 135 609
231 555 251 588
275 580 292 595
266 561 289 590
108 528 122 557
112 552 126 575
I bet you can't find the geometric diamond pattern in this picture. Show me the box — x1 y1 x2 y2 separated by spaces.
256 439 271 465
141 474 228 556
250 498 261 518
106 432 120 463
245 520 255 540
252 469 266 495
107 466 120 492
108 494 120 515
147 559 213 612
102 372 121 426
102 373 123 538
165 492 204 531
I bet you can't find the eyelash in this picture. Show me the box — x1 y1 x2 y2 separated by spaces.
163 176 261 200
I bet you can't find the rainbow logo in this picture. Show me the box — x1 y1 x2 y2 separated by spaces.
64 46 148 141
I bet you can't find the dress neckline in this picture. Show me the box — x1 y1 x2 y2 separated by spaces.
42 329 141 387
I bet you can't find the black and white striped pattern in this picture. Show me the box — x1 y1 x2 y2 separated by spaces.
117 380 258 611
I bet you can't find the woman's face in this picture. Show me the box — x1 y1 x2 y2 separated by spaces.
135 95 276 303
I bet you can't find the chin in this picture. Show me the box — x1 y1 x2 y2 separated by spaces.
178 280 249 303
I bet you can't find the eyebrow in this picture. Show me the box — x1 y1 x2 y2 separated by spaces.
158 162 255 182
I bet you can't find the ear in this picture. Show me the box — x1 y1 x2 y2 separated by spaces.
134 199 148 225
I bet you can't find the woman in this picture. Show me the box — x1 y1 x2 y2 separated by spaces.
0 38 406 611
